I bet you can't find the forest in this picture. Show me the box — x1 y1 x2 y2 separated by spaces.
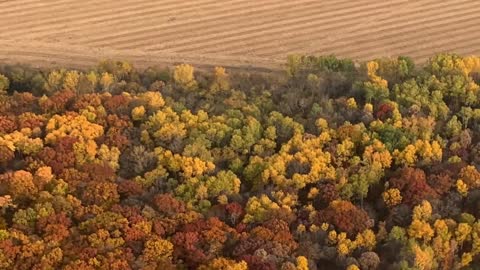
0 54 479 270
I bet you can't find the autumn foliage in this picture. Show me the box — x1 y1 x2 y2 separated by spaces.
0 54 479 269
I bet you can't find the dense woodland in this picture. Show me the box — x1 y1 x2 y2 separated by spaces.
0 54 479 270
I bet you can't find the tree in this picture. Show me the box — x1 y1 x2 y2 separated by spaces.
0 115 17 135
0 74 9 95
119 145 157 178
459 106 474 128
363 61 389 103
210 67 230 93
389 168 438 206
174 64 197 90
39 89 76 113
81 181 119 208
243 195 280 223
4 170 37 200
205 170 241 198
138 91 166 111
445 116 462 137
34 166 53 191
296 256 309 270
198 258 248 270
44 69 65 94
142 237 174 263
316 200 372 237
172 217 237 267
382 188 402 207
358 252 380 270
144 107 187 151
99 72 115 91
459 165 480 188
45 114 104 144
0 138 14 163
392 78 449 119
412 244 435 270
76 72 97 94
63 70 80 91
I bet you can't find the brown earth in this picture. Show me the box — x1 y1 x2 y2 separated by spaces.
1 0 480 70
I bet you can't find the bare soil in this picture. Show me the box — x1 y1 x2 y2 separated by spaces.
1 0 479 70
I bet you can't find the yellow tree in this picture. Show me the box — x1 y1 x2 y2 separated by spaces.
364 61 389 103
296 256 309 270
45 114 104 144
243 195 280 223
158 148 215 179
6 170 37 199
99 72 115 91
2 130 44 155
459 165 480 188
198 258 248 270
85 71 98 91
382 188 402 207
44 69 65 94
412 200 432 221
455 223 472 245
456 179 468 197
393 140 442 166
412 244 435 270
96 144 120 171
73 138 98 166
63 70 80 91
174 64 197 90
138 91 165 110
460 56 480 75
210 67 230 93
144 107 187 146
261 132 335 189
142 237 174 263
131 106 146 121
408 219 434 242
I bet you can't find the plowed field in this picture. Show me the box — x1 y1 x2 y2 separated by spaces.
1 0 480 70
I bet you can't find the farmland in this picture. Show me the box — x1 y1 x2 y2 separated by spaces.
1 0 480 70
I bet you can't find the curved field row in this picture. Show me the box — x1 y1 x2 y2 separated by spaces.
143 0 401 53
1 0 176 36
248 0 469 57
8 0 236 39
257 1 480 61
0 39 283 71
312 0 480 55
1 0 480 70
35 0 233 41
116 0 337 51
345 16 480 60
107 0 377 50
78 0 323 46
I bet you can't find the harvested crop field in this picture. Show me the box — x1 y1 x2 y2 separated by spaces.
1 0 480 70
